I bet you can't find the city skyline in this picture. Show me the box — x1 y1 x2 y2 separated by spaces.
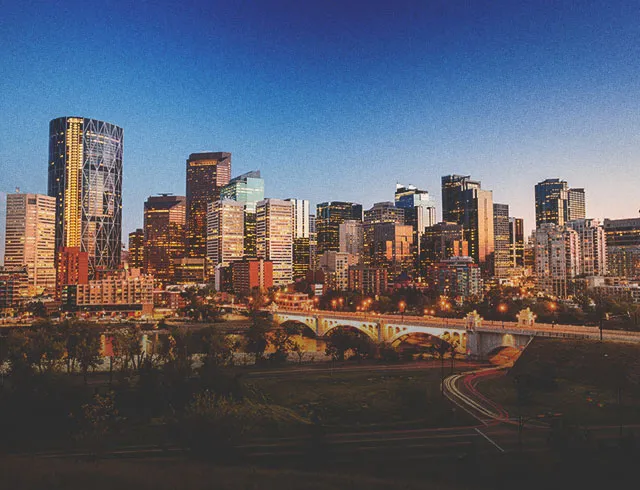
2 1 640 258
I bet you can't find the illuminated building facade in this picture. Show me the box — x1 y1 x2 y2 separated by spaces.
339 220 364 256
4 193 57 295
207 199 245 267
604 217 640 279
48 117 123 275
56 247 89 294
534 223 580 298
420 222 468 274
286 198 310 279
535 179 585 228
128 229 144 269
143 194 186 285
231 259 273 295
316 202 362 256
493 203 511 277
509 217 525 267
256 199 293 286
319 251 358 291
186 152 231 258
567 218 607 277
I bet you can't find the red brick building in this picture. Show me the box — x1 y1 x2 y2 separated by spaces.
231 259 273 295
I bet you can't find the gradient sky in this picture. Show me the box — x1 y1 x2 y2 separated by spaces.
1 0 640 256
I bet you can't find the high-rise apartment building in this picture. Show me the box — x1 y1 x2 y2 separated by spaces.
426 256 482 299
493 203 511 277
206 199 245 267
534 224 581 298
256 199 293 286
4 193 57 296
604 217 640 279
441 175 494 273
48 117 123 274
185 152 231 258
143 194 186 285
316 202 362 256
231 259 273 294
508 218 525 267
128 229 144 269
567 219 607 277
535 179 586 228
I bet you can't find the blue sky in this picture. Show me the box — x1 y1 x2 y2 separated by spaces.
1 0 640 255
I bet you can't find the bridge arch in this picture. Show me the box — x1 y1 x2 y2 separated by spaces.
279 319 317 338
322 321 379 341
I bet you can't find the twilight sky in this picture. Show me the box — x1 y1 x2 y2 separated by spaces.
1 0 640 254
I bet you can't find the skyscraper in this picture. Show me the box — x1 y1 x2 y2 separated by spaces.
508 217 525 267
48 117 123 275
207 199 245 267
568 188 586 221
256 199 293 286
493 203 511 277
535 179 586 228
143 194 186 285
286 198 310 279
186 152 231 258
4 193 56 295
316 202 362 256
441 175 494 273
420 222 468 275
339 220 364 256
441 175 481 224
221 170 264 259
128 229 144 269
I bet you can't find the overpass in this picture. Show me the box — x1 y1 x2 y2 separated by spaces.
271 307 640 359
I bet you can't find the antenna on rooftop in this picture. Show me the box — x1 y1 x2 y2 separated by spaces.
15 187 20 193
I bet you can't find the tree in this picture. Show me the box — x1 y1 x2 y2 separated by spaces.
245 314 271 364
75 328 102 384
324 329 374 362
76 391 121 455
268 322 301 365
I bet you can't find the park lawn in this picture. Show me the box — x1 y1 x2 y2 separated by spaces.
245 364 476 430
479 338 640 426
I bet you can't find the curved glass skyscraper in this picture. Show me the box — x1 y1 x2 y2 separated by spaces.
48 117 123 275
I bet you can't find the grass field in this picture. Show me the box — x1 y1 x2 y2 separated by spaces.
480 338 640 426
245 363 476 430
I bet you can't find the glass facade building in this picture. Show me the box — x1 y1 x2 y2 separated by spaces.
48 117 123 276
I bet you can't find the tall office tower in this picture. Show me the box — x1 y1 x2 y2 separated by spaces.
441 175 481 224
220 171 264 210
316 202 362 256
286 198 311 279
309 214 317 269
256 199 293 286
604 217 640 279
568 188 586 221
207 199 245 267
339 220 364 256
48 117 123 275
441 175 494 272
395 184 436 274
535 179 568 227
567 219 607 276
128 229 144 270
143 194 186 285
493 203 511 277
508 218 525 267
420 222 468 275
221 170 264 259
4 193 57 295
186 152 231 258
534 224 581 298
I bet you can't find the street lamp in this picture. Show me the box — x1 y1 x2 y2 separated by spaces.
331 299 337 310
399 301 406 321
498 303 507 328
